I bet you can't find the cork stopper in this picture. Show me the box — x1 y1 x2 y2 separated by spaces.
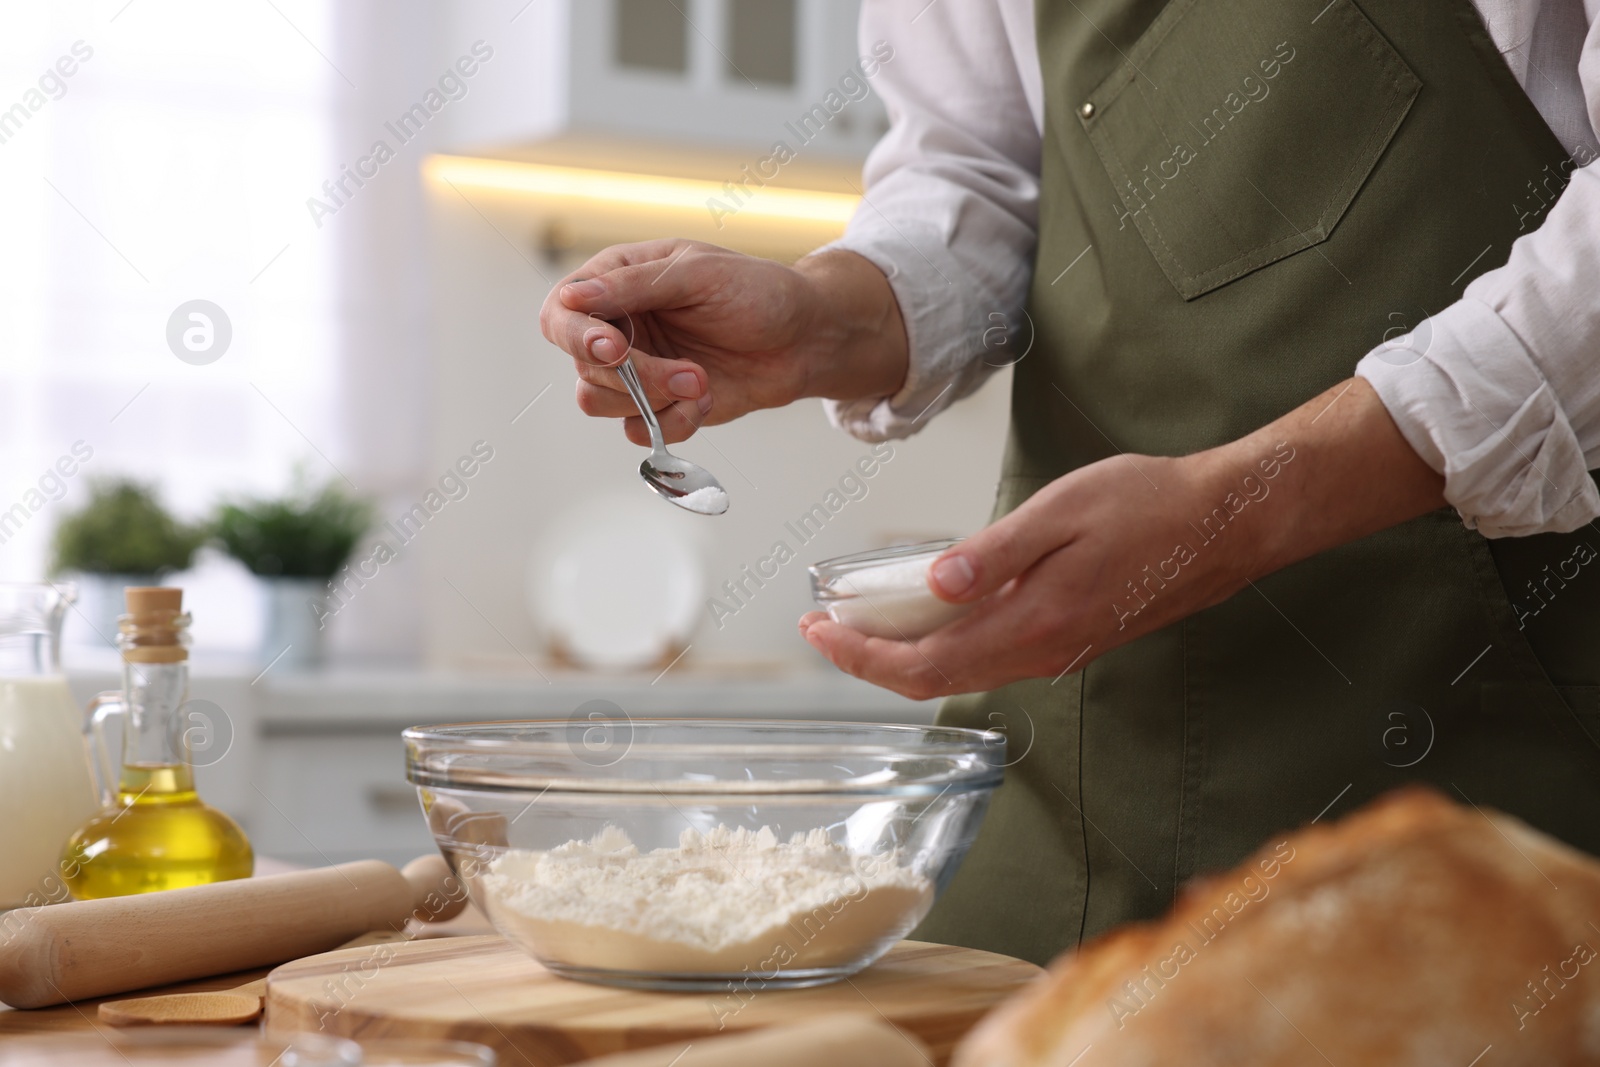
121 586 189 663
125 587 182 615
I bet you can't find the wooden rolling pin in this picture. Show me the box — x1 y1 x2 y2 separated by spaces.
572 1015 931 1067
0 855 463 1009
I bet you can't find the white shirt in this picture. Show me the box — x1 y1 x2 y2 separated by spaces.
827 0 1600 538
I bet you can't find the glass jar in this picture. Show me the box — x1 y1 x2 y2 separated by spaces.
60 586 253 898
0 582 98 909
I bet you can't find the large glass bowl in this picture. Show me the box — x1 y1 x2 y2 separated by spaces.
404 718 1003 991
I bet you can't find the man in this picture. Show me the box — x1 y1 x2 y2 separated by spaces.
542 0 1600 966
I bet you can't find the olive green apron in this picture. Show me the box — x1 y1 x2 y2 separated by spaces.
916 0 1600 966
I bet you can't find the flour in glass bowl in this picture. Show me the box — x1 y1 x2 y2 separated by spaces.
478 824 933 973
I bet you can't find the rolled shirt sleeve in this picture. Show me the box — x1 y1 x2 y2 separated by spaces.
1356 12 1600 538
820 0 1042 442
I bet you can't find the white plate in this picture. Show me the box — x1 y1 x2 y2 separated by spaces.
527 493 705 670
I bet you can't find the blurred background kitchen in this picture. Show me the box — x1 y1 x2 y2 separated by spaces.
0 0 1012 866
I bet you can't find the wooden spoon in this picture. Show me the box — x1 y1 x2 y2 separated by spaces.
98 979 265 1027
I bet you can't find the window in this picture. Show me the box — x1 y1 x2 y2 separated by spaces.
0 1 428 653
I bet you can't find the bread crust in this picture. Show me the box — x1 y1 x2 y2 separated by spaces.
954 787 1600 1067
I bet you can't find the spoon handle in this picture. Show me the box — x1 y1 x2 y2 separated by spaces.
615 354 668 454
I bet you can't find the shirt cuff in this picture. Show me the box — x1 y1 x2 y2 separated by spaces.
1356 296 1600 538
816 225 1006 442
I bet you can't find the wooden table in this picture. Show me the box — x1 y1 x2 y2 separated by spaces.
0 964 274 1041
0 895 498 1056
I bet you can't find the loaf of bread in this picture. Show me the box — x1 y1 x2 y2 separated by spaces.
955 788 1600 1066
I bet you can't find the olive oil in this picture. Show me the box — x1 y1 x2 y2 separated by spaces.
62 762 252 899
59 586 253 899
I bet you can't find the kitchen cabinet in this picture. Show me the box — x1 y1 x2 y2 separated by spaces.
448 0 884 160
253 731 430 868
567 0 887 157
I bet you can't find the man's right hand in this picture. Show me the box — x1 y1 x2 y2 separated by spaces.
539 239 908 446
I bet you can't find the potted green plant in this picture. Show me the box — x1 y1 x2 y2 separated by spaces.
212 479 373 668
50 479 203 643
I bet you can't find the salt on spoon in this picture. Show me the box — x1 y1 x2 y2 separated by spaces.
676 485 729 515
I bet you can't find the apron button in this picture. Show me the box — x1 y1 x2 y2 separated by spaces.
1079 101 1095 119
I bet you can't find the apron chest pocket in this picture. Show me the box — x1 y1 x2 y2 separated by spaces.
1081 0 1420 299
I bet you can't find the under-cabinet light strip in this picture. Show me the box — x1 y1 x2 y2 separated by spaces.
423 154 860 226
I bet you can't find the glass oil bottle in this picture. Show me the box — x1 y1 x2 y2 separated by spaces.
61 587 252 898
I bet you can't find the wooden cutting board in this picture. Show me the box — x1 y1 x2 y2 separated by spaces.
264 935 1040 1066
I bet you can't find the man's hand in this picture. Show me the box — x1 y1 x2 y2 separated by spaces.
539 240 907 446
799 378 1447 699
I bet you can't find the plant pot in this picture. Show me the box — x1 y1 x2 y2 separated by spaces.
260 577 328 671
67 572 159 647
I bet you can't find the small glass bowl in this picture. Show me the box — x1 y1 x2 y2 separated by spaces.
405 719 1004 991
809 538 972 640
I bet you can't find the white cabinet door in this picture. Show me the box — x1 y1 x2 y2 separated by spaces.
252 732 436 868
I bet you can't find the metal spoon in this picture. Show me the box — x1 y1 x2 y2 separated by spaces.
614 352 729 515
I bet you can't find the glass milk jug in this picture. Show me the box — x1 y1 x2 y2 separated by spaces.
0 583 98 909
61 586 252 899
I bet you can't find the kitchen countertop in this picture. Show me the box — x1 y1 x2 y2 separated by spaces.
257 664 939 727
245 666 939 866
53 657 943 870
64 652 940 728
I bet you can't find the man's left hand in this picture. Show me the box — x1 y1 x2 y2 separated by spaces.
800 377 1446 699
